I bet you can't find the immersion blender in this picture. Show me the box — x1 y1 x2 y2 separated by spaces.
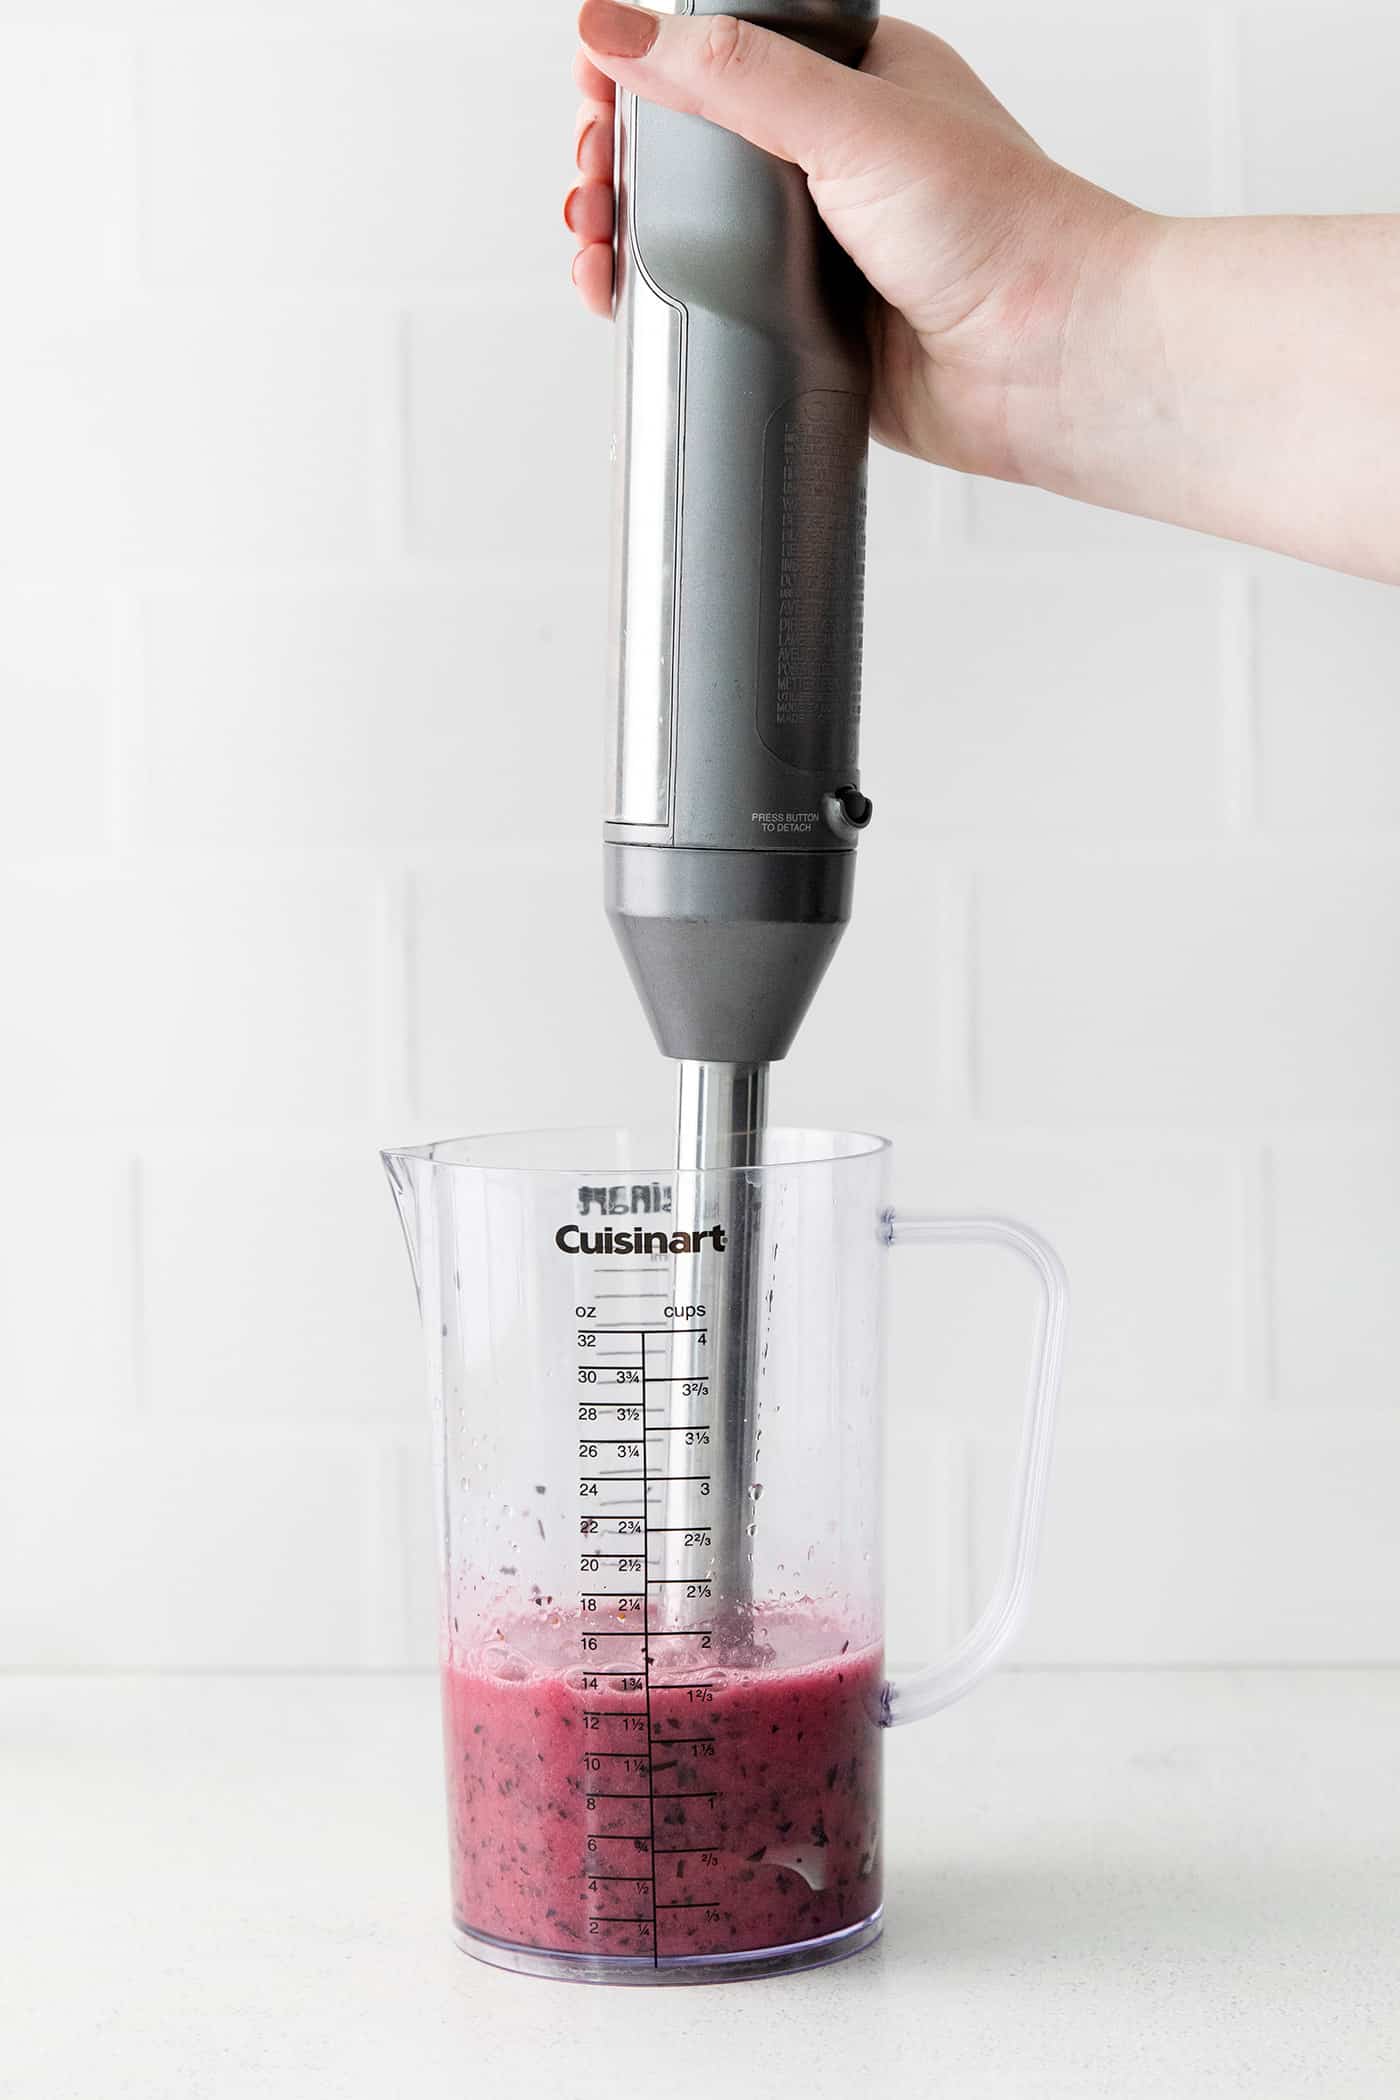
603 0 879 1630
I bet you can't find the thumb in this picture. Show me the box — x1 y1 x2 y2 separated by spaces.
576 0 886 179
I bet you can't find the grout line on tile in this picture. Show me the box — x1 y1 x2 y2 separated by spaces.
1250 1141 1280 1413
1219 562 1257 833
1206 5 1245 216
126 1152 148 1416
105 587 143 855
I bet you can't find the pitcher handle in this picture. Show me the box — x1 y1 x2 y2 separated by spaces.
880 1209 1070 1726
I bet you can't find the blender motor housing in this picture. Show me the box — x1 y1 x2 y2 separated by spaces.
604 0 878 1068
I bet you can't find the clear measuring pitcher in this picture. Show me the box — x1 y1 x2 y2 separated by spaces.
383 1124 1067 1987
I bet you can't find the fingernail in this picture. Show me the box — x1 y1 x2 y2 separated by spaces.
575 118 597 171
579 0 659 61
564 186 582 232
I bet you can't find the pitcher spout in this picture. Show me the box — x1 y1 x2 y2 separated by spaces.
381 1148 424 1304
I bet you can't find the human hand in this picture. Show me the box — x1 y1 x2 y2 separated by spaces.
566 2 1146 487
567 3 1400 580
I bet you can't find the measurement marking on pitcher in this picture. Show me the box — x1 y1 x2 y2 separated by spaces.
638 1330 662 1967
579 1323 708 1334
583 1426 711 1437
576 1311 729 1966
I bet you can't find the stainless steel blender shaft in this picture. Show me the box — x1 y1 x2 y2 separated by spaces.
665 1060 770 1631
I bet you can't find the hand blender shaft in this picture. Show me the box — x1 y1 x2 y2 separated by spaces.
604 0 878 1633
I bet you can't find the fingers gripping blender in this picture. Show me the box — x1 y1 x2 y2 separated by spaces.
605 0 880 1635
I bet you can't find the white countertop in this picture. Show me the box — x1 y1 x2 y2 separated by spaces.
5 1670 1399 2099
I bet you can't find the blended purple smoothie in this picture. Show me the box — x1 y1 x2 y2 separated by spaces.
442 1610 883 1962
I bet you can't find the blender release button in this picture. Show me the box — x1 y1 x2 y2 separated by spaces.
822 786 874 841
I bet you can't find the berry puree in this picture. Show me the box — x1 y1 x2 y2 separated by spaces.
441 1611 884 1963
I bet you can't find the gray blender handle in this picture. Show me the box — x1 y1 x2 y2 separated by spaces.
604 0 879 1065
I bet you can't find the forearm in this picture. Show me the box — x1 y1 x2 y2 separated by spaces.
1032 211 1400 582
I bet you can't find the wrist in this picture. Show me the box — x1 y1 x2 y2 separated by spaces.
1010 199 1178 507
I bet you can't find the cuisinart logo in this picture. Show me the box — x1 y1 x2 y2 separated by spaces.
555 1222 727 1255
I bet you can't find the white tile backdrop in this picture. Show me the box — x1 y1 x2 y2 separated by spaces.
1 0 1398 1671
